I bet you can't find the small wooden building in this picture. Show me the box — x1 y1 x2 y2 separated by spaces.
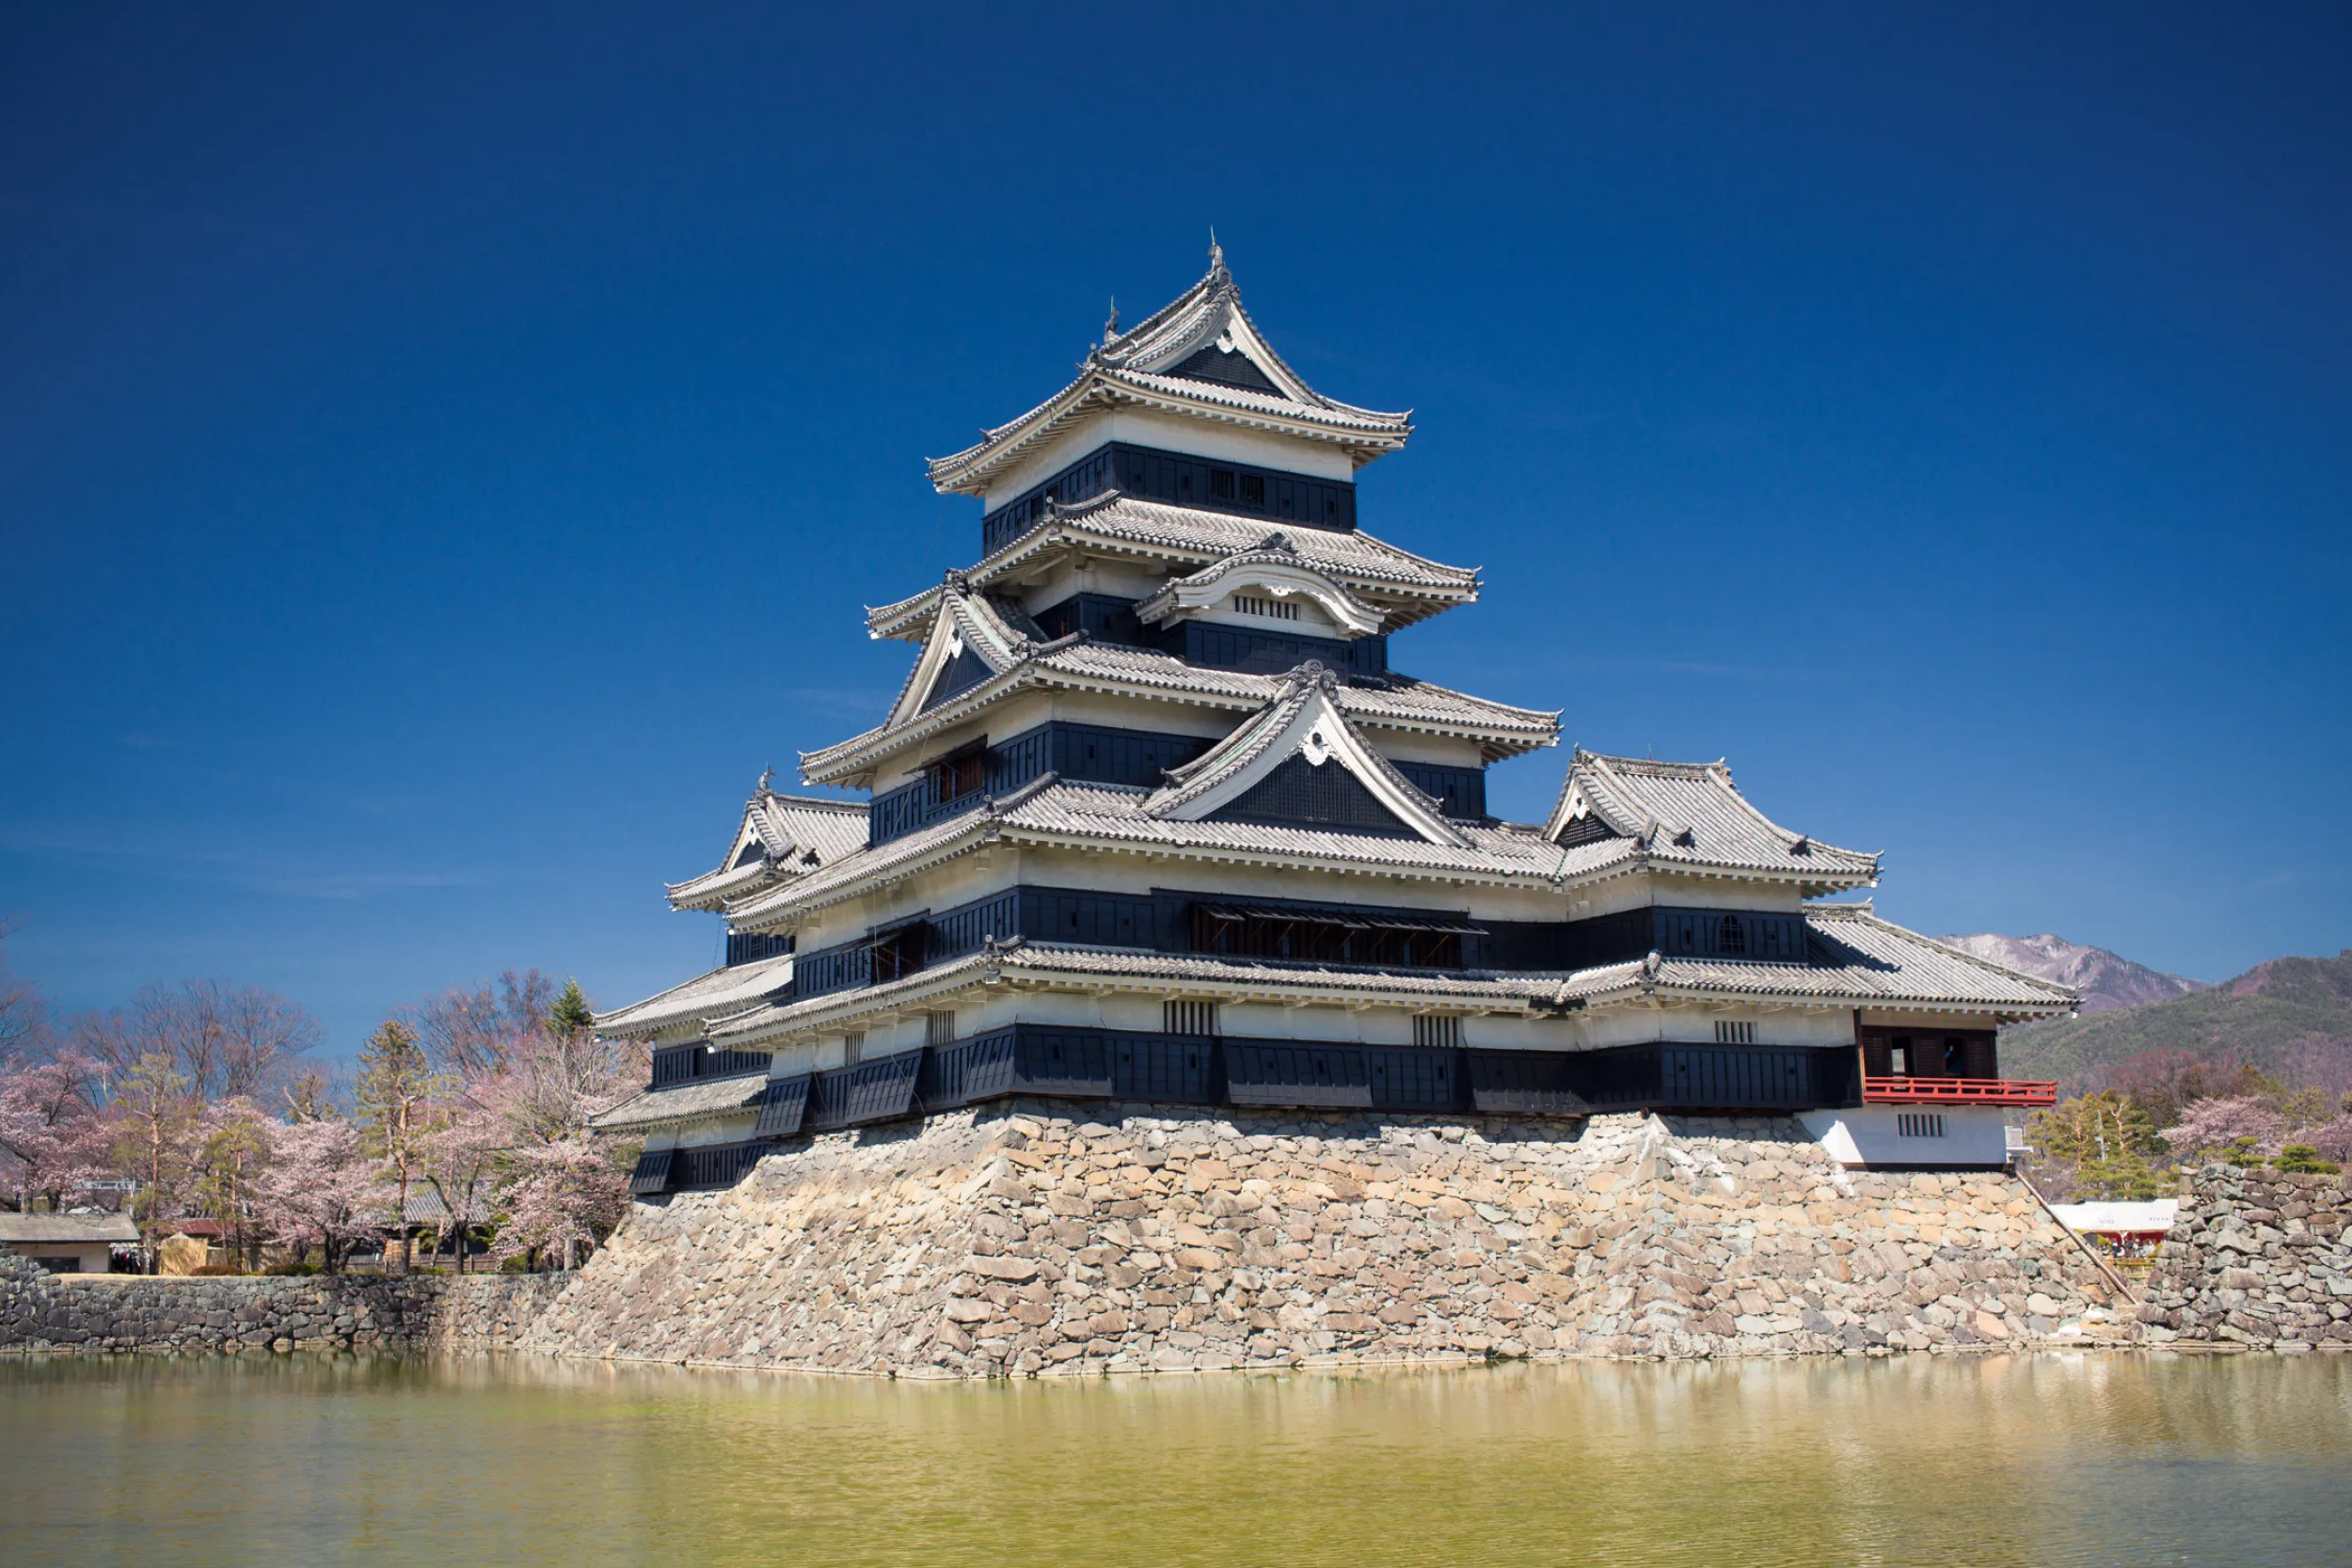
0 1212 138 1274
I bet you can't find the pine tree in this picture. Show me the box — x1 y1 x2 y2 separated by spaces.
356 1021 437 1274
547 979 596 1041
2027 1090 2163 1200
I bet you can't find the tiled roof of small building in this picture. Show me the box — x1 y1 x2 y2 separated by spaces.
588 1073 771 1133
866 496 1478 641
1545 749 1880 881
926 256 1413 497
0 1212 139 1244
595 952 799 1037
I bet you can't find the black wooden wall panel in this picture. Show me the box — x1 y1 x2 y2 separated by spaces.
754 1076 810 1140
1466 1051 1591 1115
628 1148 675 1196
807 1048 924 1131
1393 762 1487 820
1210 753 1415 835
1224 1042 1375 1108
979 442 1359 554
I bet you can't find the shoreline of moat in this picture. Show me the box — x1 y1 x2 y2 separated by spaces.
9 1105 2346 1374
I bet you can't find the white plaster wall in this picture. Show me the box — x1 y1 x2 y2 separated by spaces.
0 1241 112 1272
1561 872 1809 921
669 1114 762 1150
1799 1106 2010 1168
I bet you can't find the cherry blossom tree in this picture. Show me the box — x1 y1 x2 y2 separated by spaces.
425 1006 643 1270
0 1051 113 1212
490 1132 631 1271
2160 1096 2290 1165
253 1117 380 1274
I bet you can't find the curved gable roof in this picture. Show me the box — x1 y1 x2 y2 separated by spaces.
926 252 1413 497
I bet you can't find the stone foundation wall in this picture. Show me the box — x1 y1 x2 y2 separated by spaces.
0 1254 561 1355
2137 1167 2352 1350
514 1101 2135 1376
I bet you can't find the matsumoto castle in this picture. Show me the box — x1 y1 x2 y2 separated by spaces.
595 248 2074 1191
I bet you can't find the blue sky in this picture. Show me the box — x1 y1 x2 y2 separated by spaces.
3 2 2346 1057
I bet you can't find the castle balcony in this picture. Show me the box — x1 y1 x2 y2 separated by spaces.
1860 1075 2056 1108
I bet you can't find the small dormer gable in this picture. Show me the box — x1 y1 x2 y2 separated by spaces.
1544 748 1879 888
884 578 1040 729
668 778 869 912
1145 665 1469 847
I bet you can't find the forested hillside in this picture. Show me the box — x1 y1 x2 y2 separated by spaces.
2002 951 2352 1089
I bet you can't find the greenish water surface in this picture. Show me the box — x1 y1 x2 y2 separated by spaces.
1 1352 2345 1566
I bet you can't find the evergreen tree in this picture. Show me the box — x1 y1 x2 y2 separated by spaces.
547 978 596 1040
356 1021 437 1274
2026 1090 2163 1200
108 1053 198 1272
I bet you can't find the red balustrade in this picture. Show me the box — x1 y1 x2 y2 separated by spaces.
1861 1075 2057 1108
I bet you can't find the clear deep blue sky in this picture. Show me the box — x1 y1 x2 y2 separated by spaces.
4 3 2347 1056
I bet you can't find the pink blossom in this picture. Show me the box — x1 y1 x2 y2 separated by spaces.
2160 1096 2290 1162
0 1052 116 1209
253 1117 381 1272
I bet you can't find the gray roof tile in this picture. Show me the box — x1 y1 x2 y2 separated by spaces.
596 953 799 1037
588 1073 770 1133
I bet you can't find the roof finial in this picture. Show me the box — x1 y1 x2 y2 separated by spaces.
758 764 774 794
1208 228 1224 273
1103 297 1120 343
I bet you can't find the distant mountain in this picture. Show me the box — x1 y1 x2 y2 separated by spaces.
1996 949 2352 1090
1937 933 2205 1013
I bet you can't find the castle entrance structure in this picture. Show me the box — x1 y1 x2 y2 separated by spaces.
594 249 2072 1183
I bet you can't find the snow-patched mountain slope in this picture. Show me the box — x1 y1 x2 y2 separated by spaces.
1936 933 2204 1014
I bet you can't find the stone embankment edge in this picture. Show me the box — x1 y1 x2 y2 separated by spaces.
500 1102 2148 1376
0 1256 561 1357
12 1120 2346 1374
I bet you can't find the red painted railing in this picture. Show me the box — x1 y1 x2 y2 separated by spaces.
1862 1075 2057 1108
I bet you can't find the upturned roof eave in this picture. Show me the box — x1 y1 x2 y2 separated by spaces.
925 261 1413 496
863 511 1481 643
926 372 1412 498
797 655 1560 787
708 943 1550 1049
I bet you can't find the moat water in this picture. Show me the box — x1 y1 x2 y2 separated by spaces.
1 1352 2346 1566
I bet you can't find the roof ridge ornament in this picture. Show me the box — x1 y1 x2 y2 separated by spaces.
1285 659 1341 697
1103 298 1120 345
1253 531 1297 556
1209 228 1224 274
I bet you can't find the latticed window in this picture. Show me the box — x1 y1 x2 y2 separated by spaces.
1412 1015 1463 1049
926 1011 958 1047
1714 1021 1756 1045
1717 914 1746 955
1164 1000 1219 1037
1897 1114 1946 1138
